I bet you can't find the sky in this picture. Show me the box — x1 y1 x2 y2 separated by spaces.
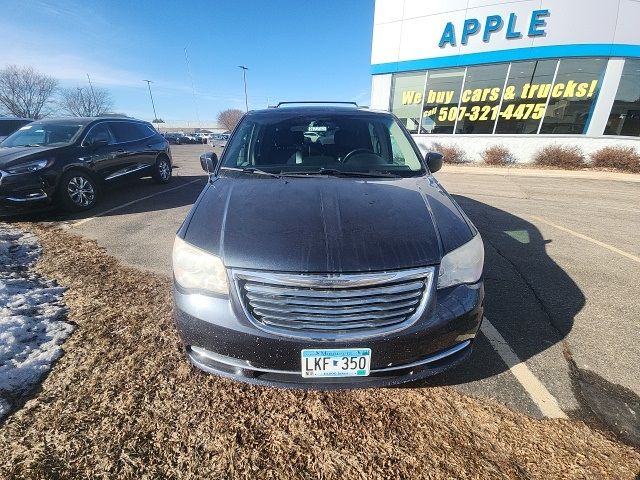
0 0 375 125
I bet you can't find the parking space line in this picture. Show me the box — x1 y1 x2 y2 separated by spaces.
481 318 567 419
529 215 640 264
70 179 204 227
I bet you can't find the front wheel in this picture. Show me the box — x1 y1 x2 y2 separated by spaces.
152 157 172 184
58 171 99 212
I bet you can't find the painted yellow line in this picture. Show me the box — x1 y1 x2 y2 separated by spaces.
529 215 640 264
70 179 204 227
481 319 567 419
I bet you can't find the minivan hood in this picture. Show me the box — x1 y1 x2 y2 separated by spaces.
0 145 61 169
183 174 474 273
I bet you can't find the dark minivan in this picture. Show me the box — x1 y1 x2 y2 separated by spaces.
173 104 484 388
0 117 172 213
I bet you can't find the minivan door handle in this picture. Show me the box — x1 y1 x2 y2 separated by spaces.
116 148 126 153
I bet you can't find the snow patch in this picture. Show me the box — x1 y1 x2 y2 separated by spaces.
0 224 73 421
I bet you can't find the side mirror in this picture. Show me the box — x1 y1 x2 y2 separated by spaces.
200 151 219 174
425 151 443 173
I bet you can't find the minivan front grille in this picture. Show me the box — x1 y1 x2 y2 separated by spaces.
233 267 434 339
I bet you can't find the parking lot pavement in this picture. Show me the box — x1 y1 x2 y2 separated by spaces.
433 169 639 441
56 144 214 276
18 148 638 440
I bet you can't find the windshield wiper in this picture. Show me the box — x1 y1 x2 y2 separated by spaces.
281 168 400 178
14 144 43 147
222 167 281 178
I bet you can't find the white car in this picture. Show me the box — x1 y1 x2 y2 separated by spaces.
212 134 229 148
194 133 210 144
303 131 323 143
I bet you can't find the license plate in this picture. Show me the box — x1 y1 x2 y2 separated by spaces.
301 348 371 378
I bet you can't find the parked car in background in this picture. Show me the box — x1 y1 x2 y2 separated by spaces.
0 117 172 214
0 117 33 142
211 133 229 148
194 133 209 144
183 134 207 144
173 104 484 388
164 132 192 145
163 132 179 144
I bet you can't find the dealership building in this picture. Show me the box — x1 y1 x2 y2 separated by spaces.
370 0 640 161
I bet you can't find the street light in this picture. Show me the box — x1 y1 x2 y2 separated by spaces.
86 74 98 114
143 79 158 123
238 66 249 112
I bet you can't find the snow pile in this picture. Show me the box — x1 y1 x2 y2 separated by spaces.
0 224 73 420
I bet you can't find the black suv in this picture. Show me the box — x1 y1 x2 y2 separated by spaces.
173 104 484 388
0 117 172 214
0 117 33 142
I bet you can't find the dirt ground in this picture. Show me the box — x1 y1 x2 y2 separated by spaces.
0 225 638 479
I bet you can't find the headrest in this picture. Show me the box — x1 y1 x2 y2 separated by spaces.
291 130 304 145
274 128 294 147
334 126 373 151
333 128 354 147
273 128 305 148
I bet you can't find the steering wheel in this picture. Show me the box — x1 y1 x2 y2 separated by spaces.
342 148 375 163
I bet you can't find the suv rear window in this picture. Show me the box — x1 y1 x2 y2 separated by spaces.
221 113 425 177
84 123 116 145
108 121 153 143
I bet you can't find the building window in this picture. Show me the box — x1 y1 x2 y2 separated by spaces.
605 59 640 137
390 72 426 134
454 64 509 134
495 60 558 134
420 68 465 134
389 57 613 136
539 58 607 134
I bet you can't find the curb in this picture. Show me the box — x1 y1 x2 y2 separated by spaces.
439 165 640 183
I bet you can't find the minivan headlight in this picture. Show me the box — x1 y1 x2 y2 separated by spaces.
6 159 50 174
172 236 228 295
437 233 484 289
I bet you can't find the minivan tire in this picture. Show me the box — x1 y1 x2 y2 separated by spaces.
58 170 100 212
152 156 172 184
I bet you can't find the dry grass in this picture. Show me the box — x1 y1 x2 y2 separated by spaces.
589 146 640 174
532 145 586 170
430 142 468 164
1 224 639 479
481 145 517 166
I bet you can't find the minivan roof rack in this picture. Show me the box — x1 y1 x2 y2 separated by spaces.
271 101 362 108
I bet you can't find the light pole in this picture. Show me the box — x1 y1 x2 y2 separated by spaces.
238 66 249 112
86 74 98 114
143 79 158 123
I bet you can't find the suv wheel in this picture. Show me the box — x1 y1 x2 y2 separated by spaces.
59 171 99 212
153 157 172 184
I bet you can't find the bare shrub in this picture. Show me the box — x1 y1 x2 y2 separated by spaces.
532 145 586 169
430 142 468 164
217 108 244 132
589 146 640 174
59 86 114 117
0 65 58 119
481 145 516 166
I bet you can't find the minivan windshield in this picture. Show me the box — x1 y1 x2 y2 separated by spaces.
1 122 84 147
220 113 425 177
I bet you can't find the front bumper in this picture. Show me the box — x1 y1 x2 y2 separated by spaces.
0 169 57 215
173 278 484 389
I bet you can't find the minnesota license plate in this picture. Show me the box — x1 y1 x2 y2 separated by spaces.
301 348 371 378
